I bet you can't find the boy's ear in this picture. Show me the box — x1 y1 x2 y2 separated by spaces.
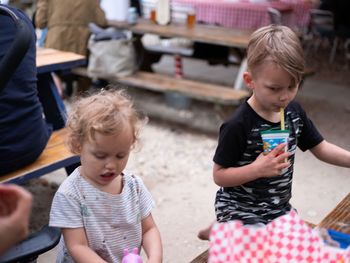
243 71 254 90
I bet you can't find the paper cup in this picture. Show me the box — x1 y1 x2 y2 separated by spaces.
260 130 289 155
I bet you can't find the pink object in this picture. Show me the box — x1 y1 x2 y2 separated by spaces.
209 210 350 262
122 248 143 263
173 0 311 30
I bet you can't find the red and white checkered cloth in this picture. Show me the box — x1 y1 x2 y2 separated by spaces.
209 210 350 262
172 0 311 30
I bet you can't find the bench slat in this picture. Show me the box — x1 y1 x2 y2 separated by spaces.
121 72 249 105
0 128 79 184
318 193 350 233
72 68 250 105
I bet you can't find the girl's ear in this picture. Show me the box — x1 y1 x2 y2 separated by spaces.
243 71 254 90
72 140 82 154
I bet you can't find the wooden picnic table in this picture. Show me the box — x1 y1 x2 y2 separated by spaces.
108 19 252 91
172 0 311 31
36 47 85 74
0 128 79 184
318 193 350 234
69 19 252 108
0 48 84 185
108 18 252 48
190 192 350 263
36 48 86 130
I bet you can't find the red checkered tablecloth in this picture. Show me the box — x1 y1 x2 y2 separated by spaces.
172 0 311 30
208 210 350 262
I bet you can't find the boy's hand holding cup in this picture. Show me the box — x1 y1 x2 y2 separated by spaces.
255 108 290 176
255 143 290 177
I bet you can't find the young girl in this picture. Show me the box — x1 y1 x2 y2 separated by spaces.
49 89 162 262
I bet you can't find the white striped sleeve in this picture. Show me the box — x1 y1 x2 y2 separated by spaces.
49 191 84 228
137 177 155 219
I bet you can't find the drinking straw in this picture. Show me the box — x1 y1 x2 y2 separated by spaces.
280 108 287 162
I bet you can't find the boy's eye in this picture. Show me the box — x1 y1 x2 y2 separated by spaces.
116 154 126 159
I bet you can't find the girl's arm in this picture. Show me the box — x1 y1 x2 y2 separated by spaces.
62 228 107 263
213 143 290 187
141 214 162 263
310 140 350 167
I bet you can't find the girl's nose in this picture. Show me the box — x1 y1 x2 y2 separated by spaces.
105 159 117 170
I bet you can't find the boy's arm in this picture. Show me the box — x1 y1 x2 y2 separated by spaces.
213 143 290 187
310 140 350 168
62 228 107 263
141 214 163 263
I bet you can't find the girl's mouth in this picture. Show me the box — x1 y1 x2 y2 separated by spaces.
101 172 115 178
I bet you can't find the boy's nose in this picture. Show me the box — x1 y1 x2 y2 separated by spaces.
279 91 289 102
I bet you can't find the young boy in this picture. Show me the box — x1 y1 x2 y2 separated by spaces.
199 24 350 239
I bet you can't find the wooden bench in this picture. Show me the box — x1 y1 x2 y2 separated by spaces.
0 128 80 184
72 67 250 106
318 193 350 233
190 249 209 263
0 128 80 262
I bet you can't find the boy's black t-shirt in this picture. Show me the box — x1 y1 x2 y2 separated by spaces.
213 100 323 225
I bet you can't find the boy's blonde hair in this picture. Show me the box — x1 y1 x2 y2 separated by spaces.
66 89 144 154
247 25 305 86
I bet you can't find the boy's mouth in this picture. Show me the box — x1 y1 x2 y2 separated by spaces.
275 104 287 111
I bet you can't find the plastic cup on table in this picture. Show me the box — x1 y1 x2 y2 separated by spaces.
150 9 157 23
186 9 196 28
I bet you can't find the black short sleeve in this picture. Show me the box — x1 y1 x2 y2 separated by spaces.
213 120 247 167
213 103 255 167
290 102 324 151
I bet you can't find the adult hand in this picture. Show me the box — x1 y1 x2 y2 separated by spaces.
304 0 320 8
253 143 290 178
0 184 33 255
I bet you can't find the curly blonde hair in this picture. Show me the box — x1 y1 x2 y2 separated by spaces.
247 25 305 86
66 89 145 154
